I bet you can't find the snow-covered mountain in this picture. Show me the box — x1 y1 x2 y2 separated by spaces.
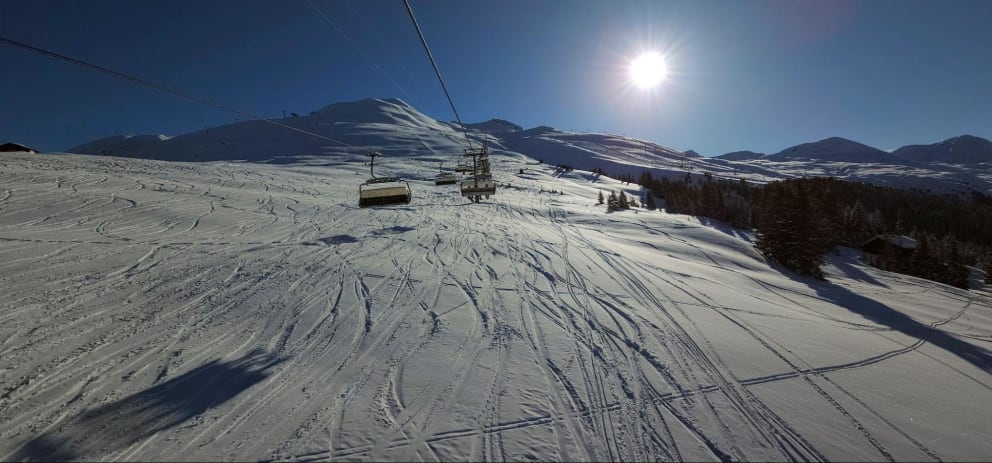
463 118 523 133
714 137 896 164
69 98 471 164
716 135 992 166
711 136 992 195
765 137 894 163
1 150 990 461
893 134 992 164
66 97 992 195
716 150 765 161
66 98 724 184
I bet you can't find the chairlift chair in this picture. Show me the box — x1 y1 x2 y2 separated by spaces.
434 162 458 185
460 176 496 202
435 172 458 185
358 152 412 207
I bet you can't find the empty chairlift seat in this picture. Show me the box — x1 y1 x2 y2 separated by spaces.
434 172 458 185
359 177 412 207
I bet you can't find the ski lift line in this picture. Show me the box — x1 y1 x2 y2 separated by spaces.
0 35 354 147
305 0 419 107
343 0 426 90
401 0 475 150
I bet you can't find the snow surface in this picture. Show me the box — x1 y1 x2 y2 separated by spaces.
2 149 991 462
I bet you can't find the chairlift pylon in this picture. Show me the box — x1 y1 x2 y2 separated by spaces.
460 140 496 202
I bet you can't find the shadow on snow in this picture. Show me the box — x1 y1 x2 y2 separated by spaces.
13 349 284 461
811 282 992 372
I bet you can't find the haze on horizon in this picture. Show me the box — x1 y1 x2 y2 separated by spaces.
2 0 991 156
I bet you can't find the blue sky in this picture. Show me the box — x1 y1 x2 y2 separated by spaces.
2 0 991 155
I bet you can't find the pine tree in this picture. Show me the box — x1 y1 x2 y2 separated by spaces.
944 237 969 288
638 171 654 188
755 180 831 278
644 191 657 210
618 191 629 210
607 191 618 211
910 232 937 280
842 200 870 245
597 190 604 205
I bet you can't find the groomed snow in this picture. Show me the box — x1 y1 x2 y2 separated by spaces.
1 151 990 461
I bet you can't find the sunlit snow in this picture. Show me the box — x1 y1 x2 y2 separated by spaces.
2 101 991 461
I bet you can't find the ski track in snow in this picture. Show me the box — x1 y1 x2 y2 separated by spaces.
1 152 991 462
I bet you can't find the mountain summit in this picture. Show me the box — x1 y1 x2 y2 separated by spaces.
67 98 465 162
893 135 992 164
766 137 893 163
464 119 523 133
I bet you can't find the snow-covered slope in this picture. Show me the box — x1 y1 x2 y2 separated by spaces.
68 98 470 163
718 156 992 195
495 127 733 182
2 151 990 461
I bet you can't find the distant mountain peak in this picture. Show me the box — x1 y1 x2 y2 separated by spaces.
767 137 891 163
717 150 765 161
820 136 858 143
798 136 878 151
945 134 986 143
894 134 992 164
464 118 523 133
315 97 412 115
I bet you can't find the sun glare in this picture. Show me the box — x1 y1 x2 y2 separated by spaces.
630 52 667 89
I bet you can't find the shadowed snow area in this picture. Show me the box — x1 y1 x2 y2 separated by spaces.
12 349 284 461
1 151 991 461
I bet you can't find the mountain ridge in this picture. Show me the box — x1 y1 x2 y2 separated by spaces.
65 97 992 195
717 135 992 165
893 135 992 164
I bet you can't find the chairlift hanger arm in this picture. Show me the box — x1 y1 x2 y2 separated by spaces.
367 151 380 179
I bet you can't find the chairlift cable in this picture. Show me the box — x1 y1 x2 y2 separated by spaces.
401 0 475 150
344 0 426 89
0 35 354 148
306 0 420 108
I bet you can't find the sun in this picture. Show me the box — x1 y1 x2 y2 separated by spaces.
630 52 667 89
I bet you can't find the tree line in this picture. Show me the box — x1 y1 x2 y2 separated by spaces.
624 171 992 286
